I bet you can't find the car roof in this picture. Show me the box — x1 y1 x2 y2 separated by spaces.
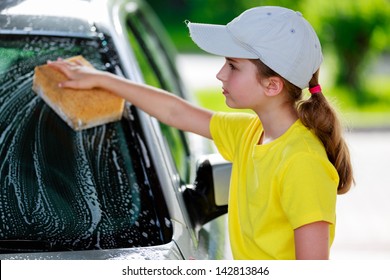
0 0 110 37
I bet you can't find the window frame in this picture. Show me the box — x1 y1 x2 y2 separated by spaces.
125 9 192 183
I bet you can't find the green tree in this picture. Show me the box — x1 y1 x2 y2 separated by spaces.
301 0 390 105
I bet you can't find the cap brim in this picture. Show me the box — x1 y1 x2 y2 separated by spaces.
188 22 257 59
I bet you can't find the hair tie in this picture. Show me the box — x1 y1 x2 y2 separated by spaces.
309 85 322 94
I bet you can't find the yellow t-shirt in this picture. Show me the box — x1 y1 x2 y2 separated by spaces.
210 112 339 260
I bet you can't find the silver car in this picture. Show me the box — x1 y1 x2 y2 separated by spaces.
0 0 231 260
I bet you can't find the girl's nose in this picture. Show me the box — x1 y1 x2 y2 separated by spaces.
216 65 225 82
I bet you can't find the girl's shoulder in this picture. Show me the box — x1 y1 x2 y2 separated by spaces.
212 111 259 128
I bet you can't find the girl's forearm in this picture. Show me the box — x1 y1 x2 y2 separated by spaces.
98 72 213 138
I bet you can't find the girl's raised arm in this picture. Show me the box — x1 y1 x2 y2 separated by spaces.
48 60 213 139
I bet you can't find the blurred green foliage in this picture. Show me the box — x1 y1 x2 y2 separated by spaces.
146 0 390 110
146 0 302 51
302 0 390 105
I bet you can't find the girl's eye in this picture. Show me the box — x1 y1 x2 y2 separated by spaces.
228 63 236 70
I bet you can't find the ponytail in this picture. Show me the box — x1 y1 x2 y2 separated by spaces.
250 59 354 194
297 70 354 194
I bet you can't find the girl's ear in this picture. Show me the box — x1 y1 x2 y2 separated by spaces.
264 76 284 97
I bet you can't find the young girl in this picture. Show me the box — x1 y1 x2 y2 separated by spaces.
49 6 353 260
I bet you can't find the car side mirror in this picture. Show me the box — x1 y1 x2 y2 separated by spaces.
183 154 231 230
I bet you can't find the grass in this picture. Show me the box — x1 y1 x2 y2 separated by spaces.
330 75 390 129
195 88 234 112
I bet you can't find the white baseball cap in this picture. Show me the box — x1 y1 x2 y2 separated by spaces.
187 6 323 89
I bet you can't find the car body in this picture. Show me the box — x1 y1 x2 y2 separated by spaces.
0 0 232 260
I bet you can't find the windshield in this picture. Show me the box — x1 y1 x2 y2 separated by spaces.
0 34 172 253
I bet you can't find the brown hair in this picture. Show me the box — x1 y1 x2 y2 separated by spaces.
250 59 354 194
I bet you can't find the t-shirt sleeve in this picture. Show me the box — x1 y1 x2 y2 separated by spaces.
280 152 339 229
210 112 256 162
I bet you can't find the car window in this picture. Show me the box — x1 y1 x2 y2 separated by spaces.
126 10 191 183
0 34 172 253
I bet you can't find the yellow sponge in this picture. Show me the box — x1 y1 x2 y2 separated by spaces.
32 55 124 131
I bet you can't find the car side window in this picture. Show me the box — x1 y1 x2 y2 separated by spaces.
125 10 191 183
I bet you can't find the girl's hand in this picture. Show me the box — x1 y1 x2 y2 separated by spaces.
47 58 106 90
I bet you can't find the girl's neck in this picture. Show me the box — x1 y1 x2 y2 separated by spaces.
256 105 298 145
